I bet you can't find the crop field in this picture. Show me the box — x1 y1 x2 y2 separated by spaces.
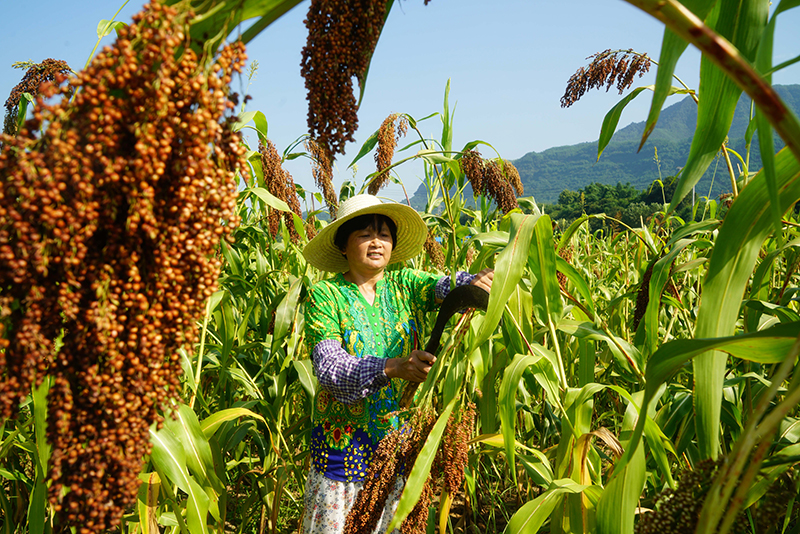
1 1 799 533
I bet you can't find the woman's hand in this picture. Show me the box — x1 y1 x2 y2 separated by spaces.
384 350 436 383
470 268 494 293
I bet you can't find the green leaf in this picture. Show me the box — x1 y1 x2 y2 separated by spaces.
248 187 291 213
557 213 605 252
96 19 126 38
641 0 716 148
556 257 596 319
200 407 265 439
596 394 647 534
640 239 694 358
149 425 192 494
348 128 381 169
441 79 454 153
598 85 687 160
669 0 769 210
137 472 161 534
293 359 317 401
472 213 540 353
504 479 589 534
15 96 29 132
163 404 219 490
28 379 51 534
617 321 800 476
253 110 269 143
272 278 302 353
212 293 236 365
693 145 800 458
387 397 457 532
418 149 455 165
528 214 562 329
499 353 545 484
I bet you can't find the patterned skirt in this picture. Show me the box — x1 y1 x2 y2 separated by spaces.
301 466 403 534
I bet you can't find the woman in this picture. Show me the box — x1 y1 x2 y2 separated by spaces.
300 194 492 533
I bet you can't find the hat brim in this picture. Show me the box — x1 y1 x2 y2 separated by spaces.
303 201 427 272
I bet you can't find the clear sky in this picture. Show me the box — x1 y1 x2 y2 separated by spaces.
3 1 799 203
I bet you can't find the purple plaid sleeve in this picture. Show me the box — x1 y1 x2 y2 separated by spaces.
435 271 477 301
311 339 390 405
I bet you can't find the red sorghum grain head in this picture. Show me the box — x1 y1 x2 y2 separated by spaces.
423 231 445 270
259 138 302 241
305 137 337 218
301 0 391 158
460 150 519 214
370 113 408 195
0 3 246 531
561 49 651 108
3 59 72 135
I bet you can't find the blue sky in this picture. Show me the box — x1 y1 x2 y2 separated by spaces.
3 1 799 202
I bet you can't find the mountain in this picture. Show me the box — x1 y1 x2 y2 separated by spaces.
410 84 800 206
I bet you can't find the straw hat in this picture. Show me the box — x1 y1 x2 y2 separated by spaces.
303 194 427 272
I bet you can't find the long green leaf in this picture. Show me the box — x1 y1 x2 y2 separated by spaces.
504 479 589 534
694 145 800 458
670 0 767 210
272 278 302 353
29 379 51 534
471 213 540 352
640 239 693 358
293 359 318 402
137 472 161 534
149 425 211 534
596 392 647 534
499 354 544 484
598 85 688 160
641 0 717 148
528 214 562 328
248 187 291 213
163 404 220 492
387 397 457 532
616 321 800 476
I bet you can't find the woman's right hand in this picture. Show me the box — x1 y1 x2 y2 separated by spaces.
384 350 436 383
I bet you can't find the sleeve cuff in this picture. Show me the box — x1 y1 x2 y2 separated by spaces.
435 271 477 301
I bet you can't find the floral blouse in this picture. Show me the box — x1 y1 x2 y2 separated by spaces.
303 269 442 483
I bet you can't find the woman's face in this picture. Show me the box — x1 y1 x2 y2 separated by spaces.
342 222 394 274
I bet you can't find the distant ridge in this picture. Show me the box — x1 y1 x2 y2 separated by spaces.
410 84 800 206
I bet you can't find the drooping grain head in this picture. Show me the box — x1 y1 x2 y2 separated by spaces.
305 137 337 218
561 49 651 108
3 59 72 135
301 0 391 158
259 138 302 241
370 113 408 195
0 2 246 530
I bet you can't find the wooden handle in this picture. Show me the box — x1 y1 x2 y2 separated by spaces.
399 381 419 409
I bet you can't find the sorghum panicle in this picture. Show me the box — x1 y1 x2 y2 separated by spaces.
3 59 72 135
423 231 445 270
259 138 302 241
460 150 520 214
305 138 337 218
0 3 245 531
370 113 408 195
301 0 391 157
441 401 474 495
561 49 651 108
343 428 408 534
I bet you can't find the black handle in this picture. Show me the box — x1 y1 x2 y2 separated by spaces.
399 284 490 408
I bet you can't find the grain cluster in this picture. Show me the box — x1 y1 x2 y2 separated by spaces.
0 2 246 531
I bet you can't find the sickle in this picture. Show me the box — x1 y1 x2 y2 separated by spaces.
399 284 490 408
